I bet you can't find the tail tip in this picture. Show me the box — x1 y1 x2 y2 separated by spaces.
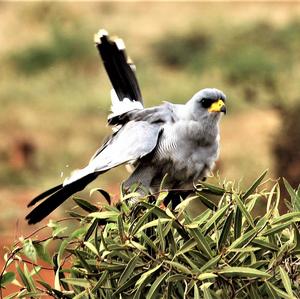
114 38 125 50
94 29 109 44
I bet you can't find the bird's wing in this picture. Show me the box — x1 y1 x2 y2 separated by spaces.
66 119 163 185
95 30 144 119
26 120 163 224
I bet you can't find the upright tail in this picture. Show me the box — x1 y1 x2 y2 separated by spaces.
94 29 143 116
26 29 142 224
26 173 98 224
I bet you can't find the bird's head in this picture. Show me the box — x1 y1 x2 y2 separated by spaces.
188 88 226 121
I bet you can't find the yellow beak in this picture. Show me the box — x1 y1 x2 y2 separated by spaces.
208 99 226 114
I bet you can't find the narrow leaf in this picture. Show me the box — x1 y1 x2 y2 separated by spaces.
96 188 111 205
135 263 162 287
146 271 169 299
118 255 140 286
242 170 267 200
234 207 242 239
88 210 119 219
279 266 294 297
262 221 293 236
235 195 255 228
218 210 234 250
73 197 98 213
218 266 271 278
196 194 217 211
283 178 300 211
60 278 91 288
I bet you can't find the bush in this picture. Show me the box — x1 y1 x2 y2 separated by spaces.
10 24 93 75
1 172 300 298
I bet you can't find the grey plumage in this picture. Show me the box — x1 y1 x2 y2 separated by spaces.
26 30 226 224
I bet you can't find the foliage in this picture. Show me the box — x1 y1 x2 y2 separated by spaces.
10 24 93 74
1 173 300 298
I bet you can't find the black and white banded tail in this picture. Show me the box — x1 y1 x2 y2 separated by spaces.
95 29 143 105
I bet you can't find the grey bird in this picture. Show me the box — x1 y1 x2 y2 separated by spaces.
26 29 226 224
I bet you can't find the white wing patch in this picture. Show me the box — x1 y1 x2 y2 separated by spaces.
109 89 143 119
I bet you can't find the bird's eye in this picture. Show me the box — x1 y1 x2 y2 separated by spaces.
200 98 213 109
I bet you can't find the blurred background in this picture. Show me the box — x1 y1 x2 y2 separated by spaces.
1 2 300 247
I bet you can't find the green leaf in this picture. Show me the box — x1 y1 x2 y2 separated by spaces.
57 239 68 267
200 282 213 299
156 191 169 206
137 218 171 233
292 223 300 253
33 242 51 264
113 273 141 296
200 255 221 272
157 219 166 252
188 228 213 259
218 266 271 278
266 183 280 214
267 281 296 299
96 188 111 205
283 178 300 211
262 221 293 236
197 273 217 280
84 241 99 256
242 170 267 200
272 211 300 224
167 274 187 282
129 207 155 236
196 194 217 211
75 250 94 273
0 272 15 287
91 270 108 293
140 231 158 251
198 182 225 195
84 218 99 242
218 210 234 250
117 214 125 243
234 194 255 228
202 204 229 233
60 278 91 288
265 281 280 299
135 263 162 287
73 197 99 212
88 210 119 219
194 283 201 299
227 246 261 253
234 206 242 239
228 228 258 250
165 261 192 275
279 266 294 297
176 239 197 256
37 280 53 292
16 264 32 292
118 255 140 286
73 290 88 299
23 263 36 292
251 239 279 251
146 271 169 299
23 239 37 262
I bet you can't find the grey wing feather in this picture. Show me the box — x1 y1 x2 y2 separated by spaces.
91 121 162 170
64 120 162 185
108 102 177 126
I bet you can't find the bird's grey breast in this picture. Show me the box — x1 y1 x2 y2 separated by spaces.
153 120 220 185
